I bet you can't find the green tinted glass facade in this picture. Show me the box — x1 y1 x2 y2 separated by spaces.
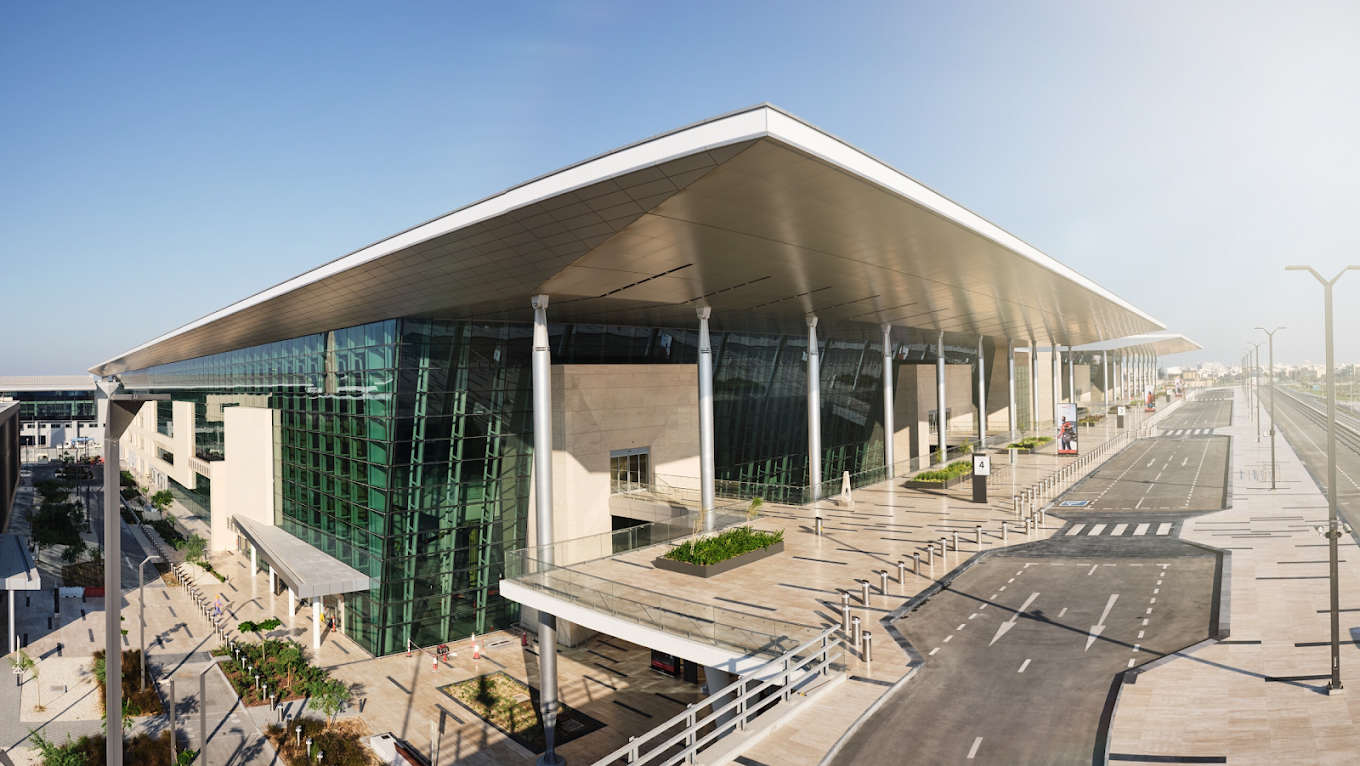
119 317 987 656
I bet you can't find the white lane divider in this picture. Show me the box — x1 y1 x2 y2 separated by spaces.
968 737 983 759
1018 659 1031 673
1086 593 1119 650
990 591 1040 646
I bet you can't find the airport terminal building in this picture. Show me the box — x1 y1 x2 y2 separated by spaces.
90 105 1180 657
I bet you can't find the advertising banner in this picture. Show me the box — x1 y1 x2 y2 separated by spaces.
1056 402 1078 455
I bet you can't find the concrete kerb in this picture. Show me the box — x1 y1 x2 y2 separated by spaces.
814 548 999 766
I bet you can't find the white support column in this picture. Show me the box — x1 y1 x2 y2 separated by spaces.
697 307 716 525
1067 346 1076 404
250 545 257 578
8 590 14 655
288 587 295 616
882 324 895 476
1007 340 1017 435
1103 353 1110 411
807 315 823 500
1051 343 1060 431
1030 339 1040 432
937 331 948 459
530 294 565 766
313 600 322 651
976 336 987 446
268 566 276 594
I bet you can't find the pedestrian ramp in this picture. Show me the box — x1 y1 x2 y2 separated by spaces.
1063 522 1174 538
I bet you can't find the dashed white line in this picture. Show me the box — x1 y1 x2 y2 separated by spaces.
1018 659 1031 673
968 737 983 759
929 647 939 655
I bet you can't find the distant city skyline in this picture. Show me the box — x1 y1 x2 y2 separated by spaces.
4 1 1359 374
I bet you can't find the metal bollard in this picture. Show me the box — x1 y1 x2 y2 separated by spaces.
914 552 921 574
898 560 907 584
1039 508 1046 527
976 525 982 549
841 590 851 612
927 545 934 566
815 517 824 536
841 603 852 632
879 570 889 594
862 632 873 662
851 616 862 649
952 531 959 551
1003 522 1009 544
860 579 871 604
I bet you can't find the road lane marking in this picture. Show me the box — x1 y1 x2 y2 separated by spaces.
945 635 953 642
979 604 988 610
1147 459 1155 467
957 624 966 630
1066 525 1085 536
1156 523 1172 535
990 591 1040 645
1088 524 1106 536
1135 498 1144 509
1143 619 1149 625
1127 658 1135 668
1134 523 1150 536
999 586 1007 591
1008 578 1015 583
1087 594 1119 650
1112 523 1128 536
1134 644 1141 652
967 737 983 759
1018 659 1031 673
929 647 939 655
1153 589 1159 594
1058 607 1068 617
1150 598 1157 603
1087 565 1099 575
1146 608 1153 614
969 613 978 619
1138 631 1145 638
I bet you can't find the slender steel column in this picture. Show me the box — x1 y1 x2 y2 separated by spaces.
530 295 565 765
104 435 123 766
1007 340 1017 434
976 336 987 446
882 324 895 476
936 331 947 459
1257 326 1285 490
1030 339 1039 432
1051 343 1059 432
808 315 823 500
1102 352 1110 411
697 307 716 523
1067 345 1075 404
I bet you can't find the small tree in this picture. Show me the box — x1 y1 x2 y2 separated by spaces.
746 497 764 521
11 650 40 711
238 618 284 662
311 679 352 727
28 730 87 766
150 490 175 512
183 534 207 563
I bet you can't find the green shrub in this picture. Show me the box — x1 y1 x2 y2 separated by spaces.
911 460 973 483
1006 436 1054 450
663 526 784 566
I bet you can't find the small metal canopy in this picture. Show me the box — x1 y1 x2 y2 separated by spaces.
231 515 370 598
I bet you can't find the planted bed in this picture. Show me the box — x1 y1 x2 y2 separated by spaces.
654 526 784 578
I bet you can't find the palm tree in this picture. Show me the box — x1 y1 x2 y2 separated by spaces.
10 650 39 710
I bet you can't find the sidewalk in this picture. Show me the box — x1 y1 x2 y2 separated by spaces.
1108 387 1360 763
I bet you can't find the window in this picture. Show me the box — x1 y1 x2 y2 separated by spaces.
610 448 650 494
927 409 952 435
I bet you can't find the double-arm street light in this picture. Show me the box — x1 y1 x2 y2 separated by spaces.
1286 264 1360 695
1248 342 1265 442
1256 327 1285 491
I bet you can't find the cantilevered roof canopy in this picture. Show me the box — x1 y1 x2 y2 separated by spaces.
1072 333 1202 357
91 104 1165 377
232 516 370 599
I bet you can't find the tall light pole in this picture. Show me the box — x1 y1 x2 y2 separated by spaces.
1286 264 1360 695
1256 327 1285 491
1249 342 1265 442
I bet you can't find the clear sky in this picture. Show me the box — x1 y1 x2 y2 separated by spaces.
3 1 1359 374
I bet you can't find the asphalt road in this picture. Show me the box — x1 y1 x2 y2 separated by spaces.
829 538 1218 766
1054 435 1229 513
1156 394 1233 433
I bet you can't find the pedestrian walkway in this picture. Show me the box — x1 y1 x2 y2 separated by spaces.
1108 386 1360 764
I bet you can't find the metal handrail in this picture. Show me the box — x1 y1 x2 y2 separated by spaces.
591 626 844 766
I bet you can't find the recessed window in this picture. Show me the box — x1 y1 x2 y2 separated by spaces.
609 447 650 494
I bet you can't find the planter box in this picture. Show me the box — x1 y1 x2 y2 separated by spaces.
905 473 972 490
654 540 784 578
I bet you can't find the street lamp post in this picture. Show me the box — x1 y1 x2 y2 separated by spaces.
1286 264 1360 695
1256 327 1285 491
1249 342 1265 442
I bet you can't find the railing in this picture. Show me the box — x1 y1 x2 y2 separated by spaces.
590 626 844 766
504 553 822 659
517 507 755 570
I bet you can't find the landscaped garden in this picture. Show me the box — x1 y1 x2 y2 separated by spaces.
661 526 783 566
92 649 164 716
265 716 376 766
213 635 353 710
30 729 183 766
1006 436 1054 450
910 459 973 483
439 672 604 754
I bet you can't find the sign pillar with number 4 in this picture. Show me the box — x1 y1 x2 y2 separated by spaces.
1117 405 1126 430
972 453 990 503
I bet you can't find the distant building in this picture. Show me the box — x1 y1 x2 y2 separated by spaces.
0 376 106 460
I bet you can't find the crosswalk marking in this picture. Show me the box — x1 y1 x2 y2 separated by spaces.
1061 521 1174 537
1112 523 1127 536
1134 523 1150 536
1157 522 1173 535
1066 525 1085 536
1087 524 1107 536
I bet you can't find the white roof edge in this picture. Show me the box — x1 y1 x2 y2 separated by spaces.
1071 333 1202 354
92 103 1164 373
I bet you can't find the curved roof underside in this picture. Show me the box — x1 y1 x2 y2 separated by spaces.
91 104 1165 377
1073 333 1202 357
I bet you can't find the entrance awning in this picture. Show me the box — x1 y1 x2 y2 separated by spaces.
0 534 41 591
231 516 370 598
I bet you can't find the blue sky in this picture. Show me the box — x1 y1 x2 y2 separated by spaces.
3 1 1359 373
